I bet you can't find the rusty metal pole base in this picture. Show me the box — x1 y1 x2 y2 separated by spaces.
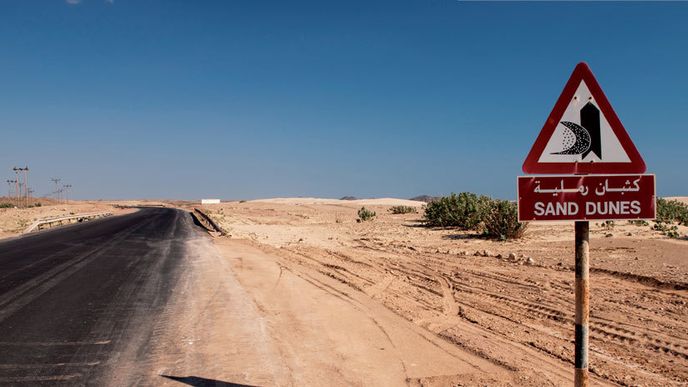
574 220 590 387
575 368 589 386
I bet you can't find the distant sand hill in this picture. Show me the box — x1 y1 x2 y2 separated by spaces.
249 197 425 207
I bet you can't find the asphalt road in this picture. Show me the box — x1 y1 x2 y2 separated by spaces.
0 208 198 385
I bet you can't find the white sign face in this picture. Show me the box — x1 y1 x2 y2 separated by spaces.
538 81 631 164
522 62 646 174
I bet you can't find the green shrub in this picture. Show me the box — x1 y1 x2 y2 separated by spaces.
357 207 376 222
601 220 615 231
628 219 649 227
654 222 680 239
423 193 527 240
423 192 490 229
656 198 688 225
0 203 13 209
482 200 527 240
652 198 688 239
389 205 417 214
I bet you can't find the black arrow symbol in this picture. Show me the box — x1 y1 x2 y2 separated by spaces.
580 102 601 159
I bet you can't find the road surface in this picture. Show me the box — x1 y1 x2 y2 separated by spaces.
0 207 519 386
0 208 193 385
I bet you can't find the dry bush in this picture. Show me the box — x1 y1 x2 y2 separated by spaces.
482 199 527 240
389 205 417 214
357 207 376 222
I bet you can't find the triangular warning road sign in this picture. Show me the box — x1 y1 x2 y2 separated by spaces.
522 62 646 174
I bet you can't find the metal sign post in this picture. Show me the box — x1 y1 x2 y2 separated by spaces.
574 221 589 387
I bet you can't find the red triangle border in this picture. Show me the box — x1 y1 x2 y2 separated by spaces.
522 62 646 174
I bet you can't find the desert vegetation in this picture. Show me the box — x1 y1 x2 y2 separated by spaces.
600 220 615 230
482 199 527 240
653 198 686 238
357 206 376 222
423 192 526 240
637 198 688 239
656 198 688 225
388 205 417 214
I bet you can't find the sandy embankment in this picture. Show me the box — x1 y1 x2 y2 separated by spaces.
194 197 688 386
0 201 136 240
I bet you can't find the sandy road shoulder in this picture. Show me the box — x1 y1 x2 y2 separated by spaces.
214 238 514 386
150 233 514 386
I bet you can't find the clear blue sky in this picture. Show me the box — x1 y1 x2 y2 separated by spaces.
1 1 686 200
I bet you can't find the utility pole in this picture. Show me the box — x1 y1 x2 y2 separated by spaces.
63 184 72 202
51 178 61 203
6 180 17 204
12 167 21 207
18 181 24 206
23 166 29 207
12 166 29 207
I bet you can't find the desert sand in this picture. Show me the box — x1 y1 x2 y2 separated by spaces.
3 198 686 385
191 197 688 386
